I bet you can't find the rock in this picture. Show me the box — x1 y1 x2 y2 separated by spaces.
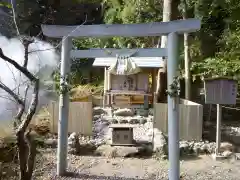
95 145 139 158
115 146 140 157
118 119 128 124
180 141 191 156
220 142 234 152
101 116 113 122
129 118 139 124
208 142 216 153
137 109 149 117
200 144 209 153
139 143 153 155
139 118 147 124
114 108 134 117
102 121 110 126
68 134 97 155
235 153 240 160
95 145 117 158
93 107 106 116
147 116 153 122
153 129 168 158
146 130 154 137
78 143 97 155
222 150 233 158
111 119 118 124
68 133 80 154
149 108 154 116
68 132 77 140
193 146 200 155
93 115 101 121
44 138 57 148
90 138 106 146
68 148 78 155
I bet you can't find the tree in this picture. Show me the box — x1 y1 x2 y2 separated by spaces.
180 0 191 100
0 37 39 180
103 0 163 47
190 0 240 79
15 0 103 37
156 0 180 102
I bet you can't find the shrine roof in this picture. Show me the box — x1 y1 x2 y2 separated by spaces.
93 57 164 68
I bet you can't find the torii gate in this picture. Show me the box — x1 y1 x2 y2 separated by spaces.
41 18 200 180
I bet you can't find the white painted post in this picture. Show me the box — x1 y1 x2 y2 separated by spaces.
184 33 191 100
57 37 72 176
167 32 180 180
107 69 111 106
103 67 107 108
215 104 222 155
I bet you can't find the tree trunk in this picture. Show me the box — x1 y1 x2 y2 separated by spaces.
156 0 180 102
17 129 37 180
182 0 191 100
156 0 171 103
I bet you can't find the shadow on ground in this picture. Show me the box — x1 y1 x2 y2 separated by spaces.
65 172 147 180
180 154 202 161
204 120 240 151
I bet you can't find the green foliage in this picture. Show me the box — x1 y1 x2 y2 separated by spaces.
70 0 240 89
192 24 240 78
12 0 240 90
219 27 240 59
191 57 240 78
0 2 11 8
73 0 102 3
166 77 181 97
102 0 163 48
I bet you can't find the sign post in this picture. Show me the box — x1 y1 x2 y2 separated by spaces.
204 77 237 158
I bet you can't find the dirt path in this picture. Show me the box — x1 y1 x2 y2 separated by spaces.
29 149 240 180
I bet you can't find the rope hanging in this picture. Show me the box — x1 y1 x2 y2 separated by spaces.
108 53 141 75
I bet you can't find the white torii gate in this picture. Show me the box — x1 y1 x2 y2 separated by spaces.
41 18 200 180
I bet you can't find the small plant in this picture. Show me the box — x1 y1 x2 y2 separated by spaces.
166 76 180 97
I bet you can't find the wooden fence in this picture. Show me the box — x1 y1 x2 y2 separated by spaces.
49 101 93 135
154 99 203 140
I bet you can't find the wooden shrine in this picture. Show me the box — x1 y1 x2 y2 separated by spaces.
93 55 164 108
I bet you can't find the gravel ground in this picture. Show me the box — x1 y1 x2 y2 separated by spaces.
2 108 240 180
2 149 240 180
3 148 239 180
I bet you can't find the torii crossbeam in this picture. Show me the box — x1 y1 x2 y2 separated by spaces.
41 18 201 180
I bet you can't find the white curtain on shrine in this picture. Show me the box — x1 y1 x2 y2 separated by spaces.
108 56 141 75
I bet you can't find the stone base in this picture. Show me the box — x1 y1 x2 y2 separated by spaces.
211 153 226 161
235 153 240 160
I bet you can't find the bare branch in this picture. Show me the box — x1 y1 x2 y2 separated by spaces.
0 48 36 81
0 80 25 125
22 38 34 68
3 59 18 85
28 14 93 54
0 39 40 134
10 0 20 37
0 94 16 103
0 82 24 106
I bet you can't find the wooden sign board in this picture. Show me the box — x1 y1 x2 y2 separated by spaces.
204 78 237 105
